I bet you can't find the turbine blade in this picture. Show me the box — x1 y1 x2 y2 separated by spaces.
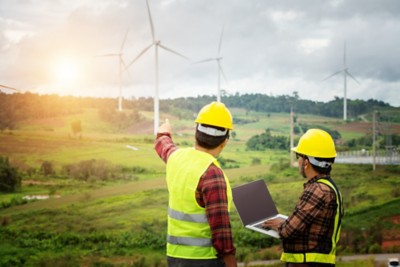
346 70 361 84
218 26 224 56
120 28 130 52
125 43 153 69
322 70 342 81
0 84 20 92
193 58 215 64
93 53 120 57
159 44 189 60
146 0 155 42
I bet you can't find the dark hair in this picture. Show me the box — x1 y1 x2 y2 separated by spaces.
195 124 230 149
310 156 335 175
296 153 335 175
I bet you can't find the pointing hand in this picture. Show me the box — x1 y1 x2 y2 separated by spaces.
157 118 171 134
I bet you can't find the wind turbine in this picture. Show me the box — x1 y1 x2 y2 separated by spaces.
126 0 189 135
95 28 130 112
323 42 360 121
194 27 227 102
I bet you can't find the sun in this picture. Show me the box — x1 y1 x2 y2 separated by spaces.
52 57 81 85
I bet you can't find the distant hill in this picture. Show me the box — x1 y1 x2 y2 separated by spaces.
1 92 399 132
162 93 400 122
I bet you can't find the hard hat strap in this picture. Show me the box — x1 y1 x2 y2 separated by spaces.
308 156 332 168
301 159 307 179
197 124 227 136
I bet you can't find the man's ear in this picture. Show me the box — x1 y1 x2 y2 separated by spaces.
303 158 309 168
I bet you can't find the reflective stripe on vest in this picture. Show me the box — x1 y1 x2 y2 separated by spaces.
281 178 343 264
168 207 208 223
167 235 212 247
281 252 336 264
166 148 233 259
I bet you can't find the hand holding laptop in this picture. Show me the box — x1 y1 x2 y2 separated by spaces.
232 179 288 238
262 217 286 232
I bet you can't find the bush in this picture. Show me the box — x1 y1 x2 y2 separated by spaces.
368 243 382 253
62 159 118 181
246 129 289 151
217 157 240 169
251 157 262 165
0 156 21 192
40 161 54 176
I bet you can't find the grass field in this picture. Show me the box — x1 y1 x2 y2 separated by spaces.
1 107 399 266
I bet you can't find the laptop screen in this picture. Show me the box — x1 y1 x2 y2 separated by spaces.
232 179 279 225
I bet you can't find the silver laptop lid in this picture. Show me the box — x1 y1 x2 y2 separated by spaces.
232 179 279 225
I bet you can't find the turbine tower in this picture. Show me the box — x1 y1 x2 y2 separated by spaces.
95 28 130 112
194 27 227 102
323 42 360 121
126 0 189 135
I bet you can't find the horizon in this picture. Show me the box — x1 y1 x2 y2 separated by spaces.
1 90 398 109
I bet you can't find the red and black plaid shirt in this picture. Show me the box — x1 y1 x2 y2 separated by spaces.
154 133 236 257
278 175 340 254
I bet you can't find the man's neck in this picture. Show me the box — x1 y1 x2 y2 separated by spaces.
195 144 220 158
305 169 319 181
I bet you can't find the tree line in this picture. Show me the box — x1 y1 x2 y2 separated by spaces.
162 92 397 121
1 91 399 131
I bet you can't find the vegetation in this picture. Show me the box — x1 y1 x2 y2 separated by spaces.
1 92 400 132
0 157 20 193
246 129 290 151
0 93 399 266
163 93 398 121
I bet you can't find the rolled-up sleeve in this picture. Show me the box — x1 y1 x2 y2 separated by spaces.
154 133 177 163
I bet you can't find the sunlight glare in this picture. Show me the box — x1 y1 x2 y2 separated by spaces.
53 57 81 85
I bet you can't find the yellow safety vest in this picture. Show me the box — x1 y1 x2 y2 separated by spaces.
281 178 343 264
166 148 233 259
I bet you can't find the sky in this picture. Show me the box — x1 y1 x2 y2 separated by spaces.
1 0 400 107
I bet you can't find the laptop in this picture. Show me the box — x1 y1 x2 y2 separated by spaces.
232 179 288 238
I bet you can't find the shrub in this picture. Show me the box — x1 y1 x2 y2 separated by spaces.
0 156 21 192
251 157 262 165
40 161 54 176
62 159 118 181
368 243 382 253
246 129 289 151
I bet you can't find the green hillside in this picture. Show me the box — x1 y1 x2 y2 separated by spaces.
0 96 399 266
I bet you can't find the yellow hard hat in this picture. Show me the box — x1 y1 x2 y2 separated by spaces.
195 101 234 130
292 129 337 158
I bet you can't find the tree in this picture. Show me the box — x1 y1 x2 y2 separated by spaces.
0 157 21 192
70 119 82 137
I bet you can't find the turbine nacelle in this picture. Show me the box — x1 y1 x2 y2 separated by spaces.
94 28 130 112
193 27 227 103
128 0 189 135
322 42 360 121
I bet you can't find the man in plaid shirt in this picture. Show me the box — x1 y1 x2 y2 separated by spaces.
263 129 344 267
155 102 237 267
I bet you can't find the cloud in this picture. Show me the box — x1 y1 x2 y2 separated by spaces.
0 0 399 107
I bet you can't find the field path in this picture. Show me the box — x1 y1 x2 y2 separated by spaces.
0 177 166 216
